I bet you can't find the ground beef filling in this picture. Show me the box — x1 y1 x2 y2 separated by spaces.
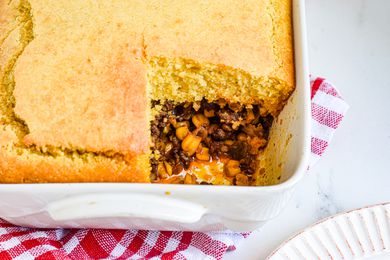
150 99 273 185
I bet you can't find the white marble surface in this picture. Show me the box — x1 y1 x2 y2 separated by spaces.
225 0 390 259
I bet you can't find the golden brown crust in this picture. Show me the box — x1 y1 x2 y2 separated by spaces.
0 151 151 184
1 0 151 183
144 0 294 85
0 0 294 184
13 1 149 153
269 0 295 88
0 124 150 183
15 50 149 154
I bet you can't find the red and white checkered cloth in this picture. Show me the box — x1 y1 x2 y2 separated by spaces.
0 77 348 260
309 77 349 167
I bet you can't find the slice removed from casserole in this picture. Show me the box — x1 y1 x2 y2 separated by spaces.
0 0 294 185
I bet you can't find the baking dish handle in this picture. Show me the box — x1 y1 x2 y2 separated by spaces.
46 193 207 223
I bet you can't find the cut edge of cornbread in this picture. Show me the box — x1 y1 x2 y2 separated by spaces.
148 56 293 117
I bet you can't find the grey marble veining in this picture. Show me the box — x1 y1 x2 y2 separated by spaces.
316 171 341 219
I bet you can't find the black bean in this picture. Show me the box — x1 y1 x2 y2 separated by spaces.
229 141 249 160
239 163 250 171
208 116 220 124
182 106 193 120
243 168 255 175
202 100 219 111
173 104 184 116
252 105 260 115
239 158 252 167
260 115 274 137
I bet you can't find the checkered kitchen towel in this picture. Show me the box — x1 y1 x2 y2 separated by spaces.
0 77 349 260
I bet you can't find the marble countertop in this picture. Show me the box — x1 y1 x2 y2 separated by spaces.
225 0 390 259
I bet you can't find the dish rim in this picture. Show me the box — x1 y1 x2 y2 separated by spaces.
0 0 310 193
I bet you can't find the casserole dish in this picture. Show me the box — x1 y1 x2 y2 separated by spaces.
0 0 310 232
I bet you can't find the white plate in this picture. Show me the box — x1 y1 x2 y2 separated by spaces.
268 203 390 260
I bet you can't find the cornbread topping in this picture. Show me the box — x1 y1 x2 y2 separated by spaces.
0 0 294 185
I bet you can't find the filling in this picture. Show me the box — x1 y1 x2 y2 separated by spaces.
150 99 273 185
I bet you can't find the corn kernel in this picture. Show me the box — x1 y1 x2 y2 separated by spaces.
169 117 177 126
193 101 201 111
225 160 241 177
217 98 227 108
184 174 196 184
196 146 210 161
158 163 169 179
249 136 267 154
172 164 184 175
229 103 241 111
150 172 157 181
237 133 247 141
246 109 255 122
204 109 215 117
259 107 268 116
235 174 249 186
192 114 209 128
164 161 173 176
232 121 241 130
163 125 171 134
196 144 203 153
165 142 173 153
162 176 183 184
224 140 234 146
174 121 189 129
181 133 202 156
176 126 189 140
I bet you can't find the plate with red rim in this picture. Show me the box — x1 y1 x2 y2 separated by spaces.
267 202 390 260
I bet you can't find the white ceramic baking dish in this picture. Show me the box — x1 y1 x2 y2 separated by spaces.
0 0 310 232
